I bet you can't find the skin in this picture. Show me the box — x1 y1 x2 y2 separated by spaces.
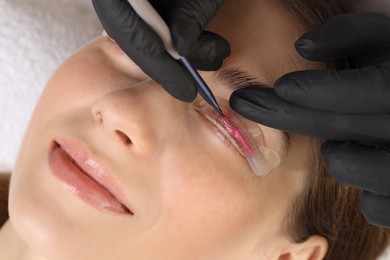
0 0 328 259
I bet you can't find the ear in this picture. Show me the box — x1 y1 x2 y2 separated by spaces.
278 235 328 260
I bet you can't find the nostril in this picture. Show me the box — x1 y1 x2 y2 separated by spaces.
115 130 132 146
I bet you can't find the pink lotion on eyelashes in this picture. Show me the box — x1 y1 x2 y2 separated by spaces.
220 115 254 157
216 113 281 177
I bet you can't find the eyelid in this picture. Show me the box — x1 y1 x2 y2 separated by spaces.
197 99 281 177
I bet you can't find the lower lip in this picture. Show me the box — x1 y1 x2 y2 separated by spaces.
48 143 131 215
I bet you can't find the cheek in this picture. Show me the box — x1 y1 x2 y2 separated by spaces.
155 147 264 250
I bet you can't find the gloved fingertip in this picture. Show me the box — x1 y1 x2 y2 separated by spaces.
295 38 317 59
194 61 223 71
185 91 198 102
188 32 230 71
229 90 246 110
213 38 231 62
171 27 198 57
174 86 198 102
274 76 290 92
229 89 260 115
229 87 275 114
229 86 260 104
162 77 198 102
320 141 349 184
229 91 275 125
360 192 390 228
274 76 305 101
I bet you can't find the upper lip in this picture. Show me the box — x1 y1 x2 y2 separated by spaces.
54 136 133 215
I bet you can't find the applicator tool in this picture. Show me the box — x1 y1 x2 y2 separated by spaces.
127 0 223 114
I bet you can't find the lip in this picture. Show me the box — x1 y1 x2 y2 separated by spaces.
48 137 133 215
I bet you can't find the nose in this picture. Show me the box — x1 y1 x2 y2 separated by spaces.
91 80 189 157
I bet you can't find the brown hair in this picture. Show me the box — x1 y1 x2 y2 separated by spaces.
285 140 389 259
281 1 390 259
0 174 10 228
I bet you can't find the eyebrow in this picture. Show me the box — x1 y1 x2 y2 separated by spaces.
216 66 291 152
216 67 268 91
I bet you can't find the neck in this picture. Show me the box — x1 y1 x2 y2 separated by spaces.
0 220 45 260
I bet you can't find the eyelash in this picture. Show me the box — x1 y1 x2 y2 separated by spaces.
195 98 281 177
197 101 259 159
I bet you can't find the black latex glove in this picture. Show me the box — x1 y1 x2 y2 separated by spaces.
230 13 390 228
92 0 230 102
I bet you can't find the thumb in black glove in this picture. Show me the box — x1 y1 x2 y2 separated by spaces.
230 13 390 228
92 0 230 102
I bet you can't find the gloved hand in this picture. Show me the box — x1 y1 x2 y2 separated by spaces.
92 0 230 102
230 13 390 228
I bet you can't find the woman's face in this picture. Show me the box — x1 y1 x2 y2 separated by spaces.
9 0 319 259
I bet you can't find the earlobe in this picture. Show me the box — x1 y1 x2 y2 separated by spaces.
278 235 328 260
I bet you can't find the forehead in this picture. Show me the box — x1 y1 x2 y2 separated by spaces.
207 0 316 84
